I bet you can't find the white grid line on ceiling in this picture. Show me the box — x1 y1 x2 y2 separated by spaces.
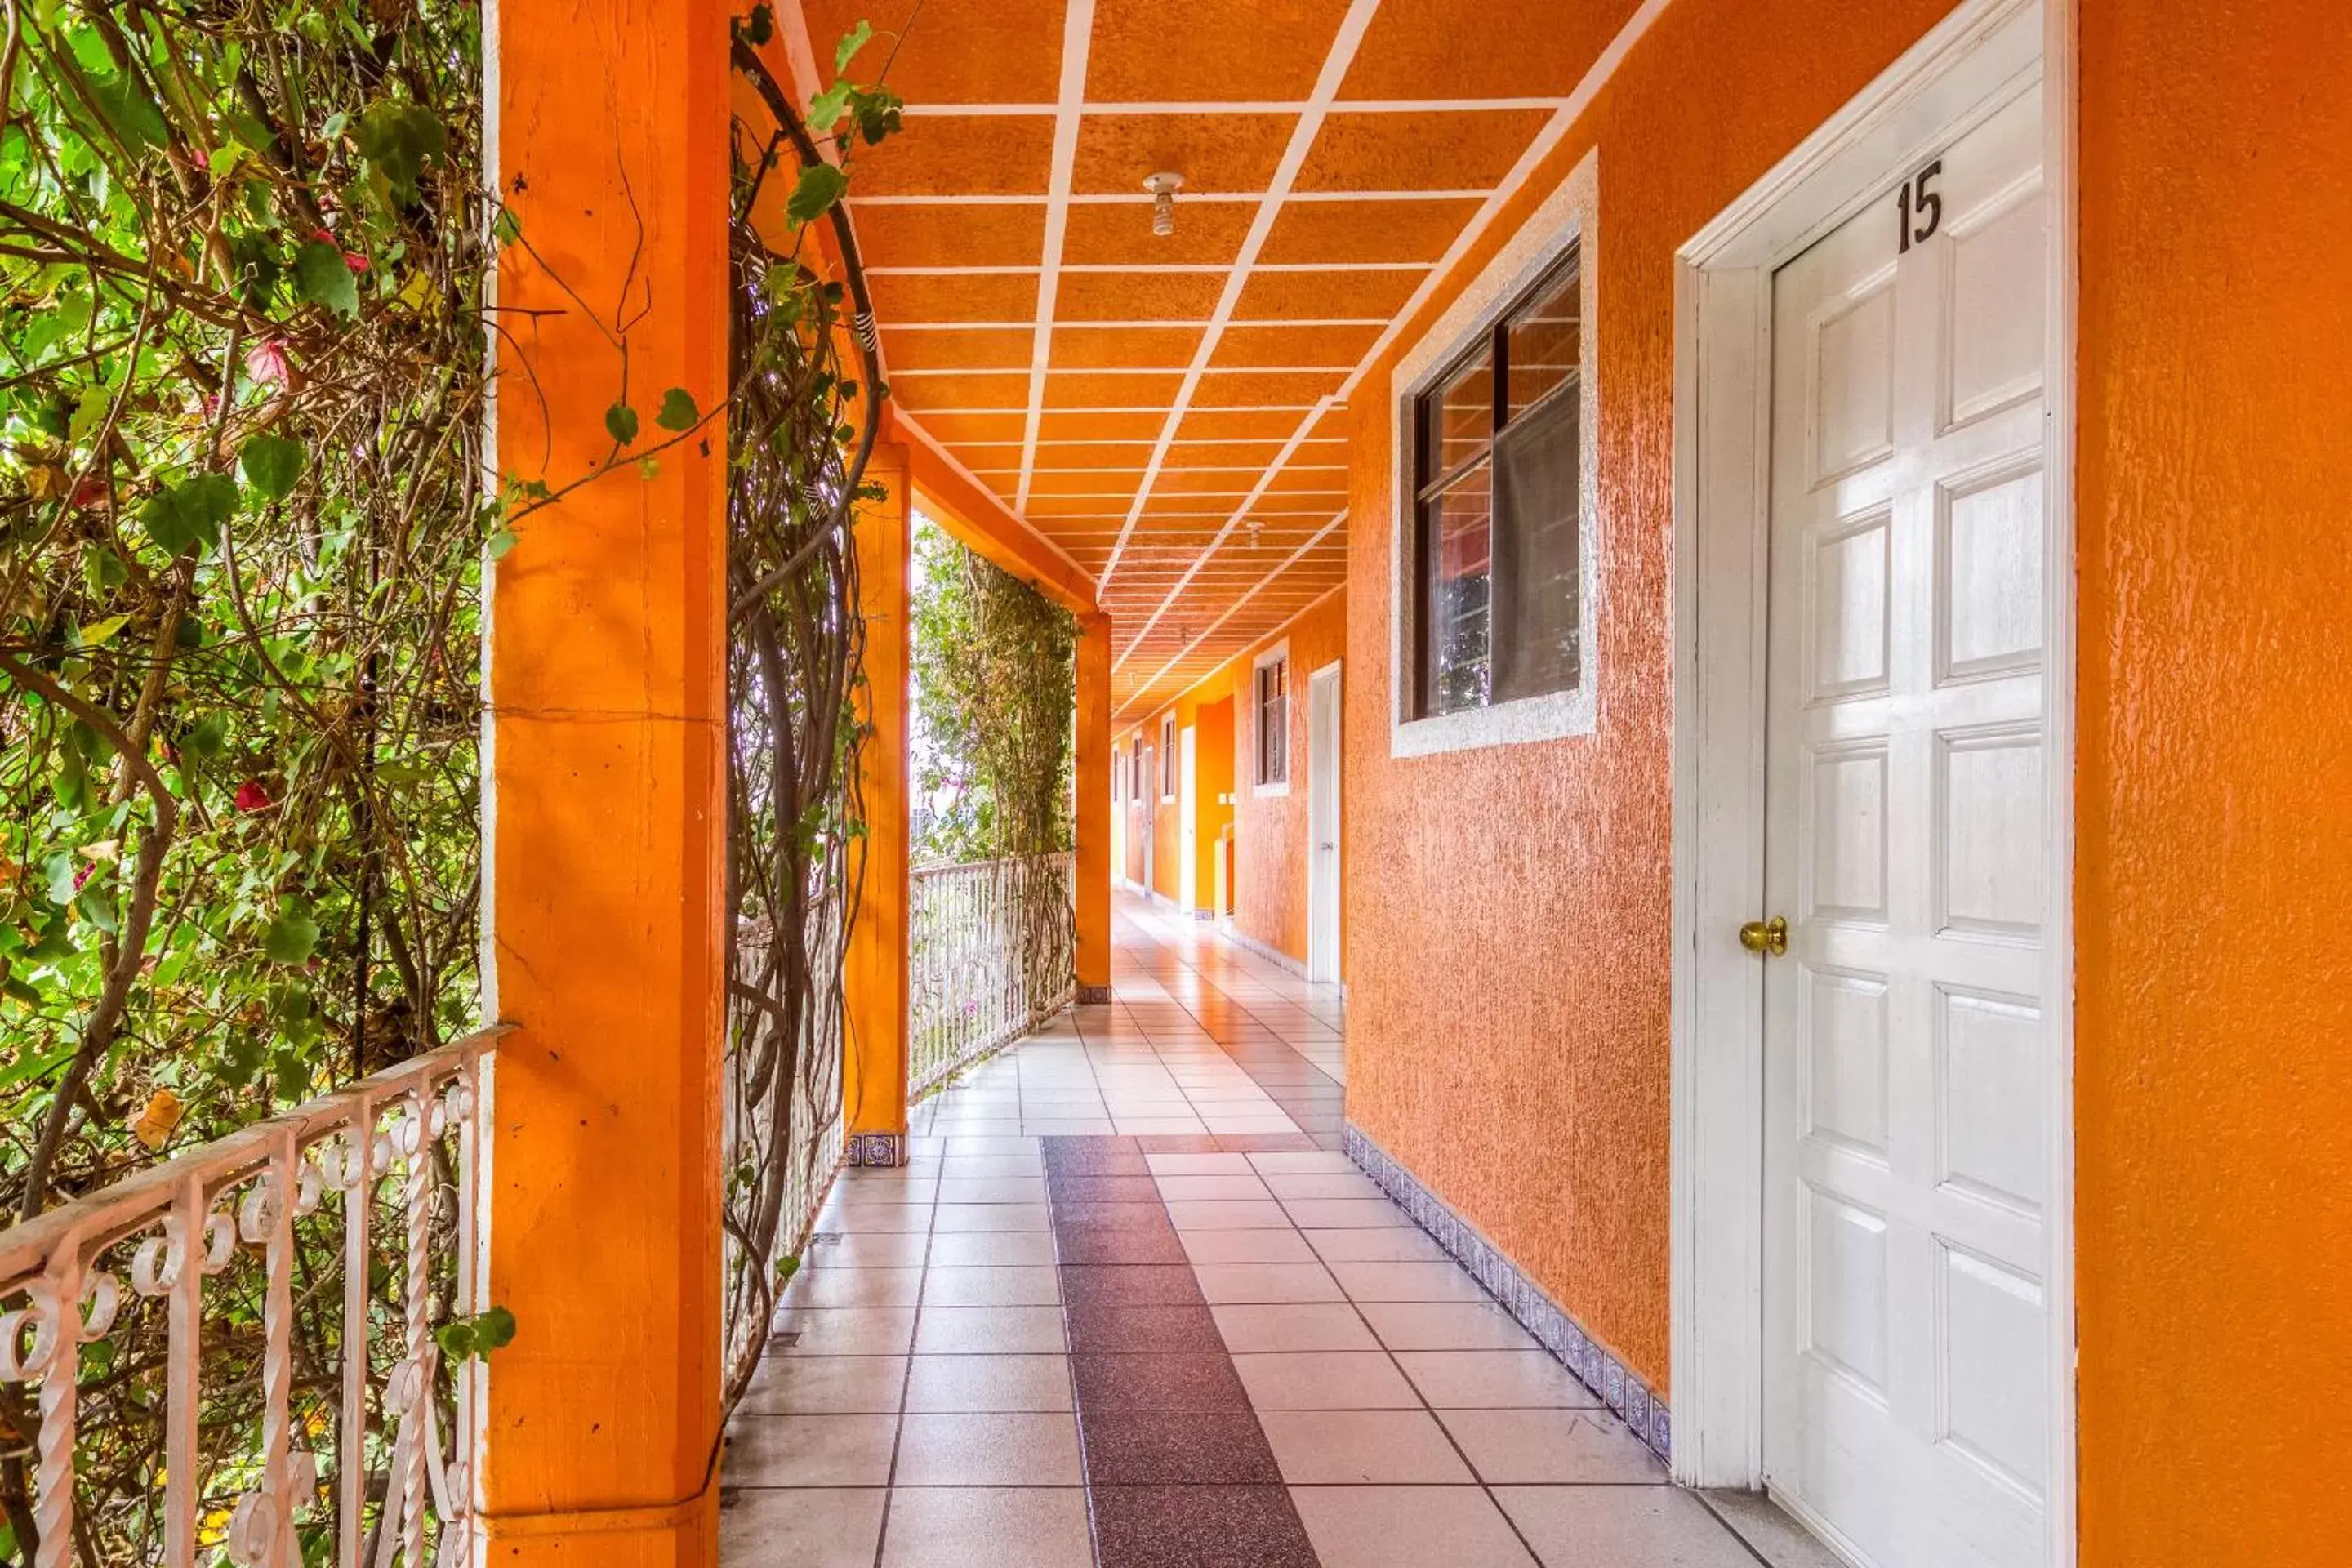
1089 0 1381 595
1014 0 1097 518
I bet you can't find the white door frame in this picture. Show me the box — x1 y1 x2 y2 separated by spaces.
1140 745 1155 893
1666 3 2075 1563
1306 661 1344 985
1178 725 1199 913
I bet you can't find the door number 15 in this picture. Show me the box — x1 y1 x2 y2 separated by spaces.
1895 159 1944 252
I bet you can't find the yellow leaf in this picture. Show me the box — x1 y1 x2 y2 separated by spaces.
78 614 130 647
132 1088 185 1150
78 840 119 864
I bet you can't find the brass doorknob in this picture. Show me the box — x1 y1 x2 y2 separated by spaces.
1739 915 1788 957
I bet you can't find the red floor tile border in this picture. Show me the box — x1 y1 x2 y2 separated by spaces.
1045 1134 1326 1568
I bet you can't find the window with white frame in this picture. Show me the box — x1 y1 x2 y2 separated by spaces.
1253 648 1289 791
1409 246 1583 720
1160 715 1177 801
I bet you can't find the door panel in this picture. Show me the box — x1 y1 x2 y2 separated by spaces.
1763 84 2049 1568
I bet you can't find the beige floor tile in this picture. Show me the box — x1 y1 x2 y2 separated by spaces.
737 1355 907 1415
1262 1172 1388 1201
1192 1263 1345 1303
1232 1351 1422 1410
913 1305 1068 1355
891 1411 1083 1486
1495 1486 1756 1566
879 1488 1093 1568
1302 1227 1451 1264
1153 1174 1276 1200
926 1231 1058 1268
805 1232 930 1268
1392 1350 1602 1409
931 1202 1049 1233
782 1266 924 1310
1437 1409 1667 1484
920 1266 1062 1307
1699 1490 1852 1568
1281 1197 1411 1229
724 1414 898 1486
902 1353 1074 1413
934 1177 1049 1205
1212 1302 1380 1352
1326 1260 1495 1304
1291 1485 1539 1568
1246 1152 1361 1174
719 1488 885 1568
1258 1409 1477 1485
771 1307 916 1356
1166 1199 1295 1230
1359 1301 1540 1352
1144 1152 1257 1175
1179 1227 1320 1265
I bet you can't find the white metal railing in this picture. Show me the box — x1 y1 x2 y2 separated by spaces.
909 853 1076 1096
0 1029 499 1568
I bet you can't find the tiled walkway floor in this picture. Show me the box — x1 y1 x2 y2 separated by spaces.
723 898 1805 1566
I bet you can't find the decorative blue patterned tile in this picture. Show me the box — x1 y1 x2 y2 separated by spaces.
1341 1123 1669 1465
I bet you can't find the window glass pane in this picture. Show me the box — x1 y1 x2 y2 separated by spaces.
1508 258 1579 420
1492 382 1580 701
1423 462 1493 715
1428 350 1494 480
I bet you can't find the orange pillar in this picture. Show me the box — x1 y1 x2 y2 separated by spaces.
1075 612 1113 1002
479 3 728 1565
844 443 911 1164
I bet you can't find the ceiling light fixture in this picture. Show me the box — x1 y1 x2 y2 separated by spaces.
1246 519 1264 550
1143 172 1183 237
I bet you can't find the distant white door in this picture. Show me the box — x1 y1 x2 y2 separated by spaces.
1111 756 1125 887
1762 85 2051 1568
1306 662 1343 984
1178 726 1198 912
1141 746 1156 892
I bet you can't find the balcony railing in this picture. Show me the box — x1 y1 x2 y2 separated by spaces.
910 853 1076 1096
0 1030 498 1568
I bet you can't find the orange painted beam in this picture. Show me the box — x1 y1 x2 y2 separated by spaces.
888 407 1098 616
1075 612 1113 1000
480 2 728 1564
843 443 911 1163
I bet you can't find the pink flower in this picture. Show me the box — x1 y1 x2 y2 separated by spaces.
245 340 291 388
313 229 368 274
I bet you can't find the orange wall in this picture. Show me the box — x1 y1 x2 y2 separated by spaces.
1339 0 2352 1557
1223 589 1347 971
2074 2 2352 1558
1343 0 1963 1394
1114 671 1237 914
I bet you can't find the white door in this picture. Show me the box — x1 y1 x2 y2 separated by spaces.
1178 726 1198 912
1306 663 1343 985
1139 746 1155 892
1762 84 2051 1568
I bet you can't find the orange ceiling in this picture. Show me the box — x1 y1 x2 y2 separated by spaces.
787 0 1642 717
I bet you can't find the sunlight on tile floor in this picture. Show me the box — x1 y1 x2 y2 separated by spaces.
720 897 1806 1567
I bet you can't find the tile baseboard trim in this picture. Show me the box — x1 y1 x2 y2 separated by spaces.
1076 984 1114 1004
844 1132 906 1167
1214 920 1308 979
1343 1123 1672 1463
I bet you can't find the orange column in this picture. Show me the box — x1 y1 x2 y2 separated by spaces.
1075 612 1113 1002
843 443 911 1164
479 2 728 1565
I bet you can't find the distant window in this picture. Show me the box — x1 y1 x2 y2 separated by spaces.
1112 746 1124 802
1254 649 1289 791
1409 247 1583 719
1160 716 1177 800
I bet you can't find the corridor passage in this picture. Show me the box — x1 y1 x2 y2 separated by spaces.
720 898 1800 1566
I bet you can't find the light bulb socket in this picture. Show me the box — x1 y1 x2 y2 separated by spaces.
1143 172 1183 238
